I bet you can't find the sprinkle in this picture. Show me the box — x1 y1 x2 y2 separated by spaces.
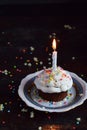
13 65 17 69
22 49 26 53
49 101 53 106
76 117 81 122
4 102 7 105
49 53 51 56
48 62 51 65
0 104 4 111
7 109 11 113
16 69 22 72
76 121 80 125
79 93 83 96
36 68 39 71
39 61 43 65
10 74 13 77
2 120 6 124
30 111 34 118
48 116 51 119
66 96 69 100
81 74 84 77
30 46 35 51
21 108 28 112
9 101 12 104
24 62 27 66
2 31 5 34
26 59 30 63
42 107 45 109
72 57 75 60
8 71 11 74
48 58 51 61
16 56 18 59
18 114 21 117
7 41 11 45
33 57 38 62
29 52 32 54
38 99 42 102
43 66 46 69
36 63 38 65
20 57 23 60
5 72 8 75
72 126 76 129
64 101 67 105
49 35 52 38
38 126 42 130
12 80 14 83
28 63 32 67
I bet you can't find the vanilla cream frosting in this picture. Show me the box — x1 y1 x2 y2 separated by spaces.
34 66 73 93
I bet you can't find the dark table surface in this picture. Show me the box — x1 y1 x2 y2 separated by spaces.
0 3 87 130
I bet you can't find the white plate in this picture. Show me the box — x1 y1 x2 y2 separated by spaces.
18 70 87 112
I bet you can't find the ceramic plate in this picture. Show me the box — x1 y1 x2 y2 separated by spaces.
18 70 87 112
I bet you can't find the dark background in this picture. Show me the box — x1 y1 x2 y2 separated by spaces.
0 1 87 130
0 0 86 5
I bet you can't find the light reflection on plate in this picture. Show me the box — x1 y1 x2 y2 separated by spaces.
18 70 87 112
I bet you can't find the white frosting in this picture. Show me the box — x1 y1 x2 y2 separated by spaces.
34 66 73 93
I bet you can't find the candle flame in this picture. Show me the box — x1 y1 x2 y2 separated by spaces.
52 39 56 50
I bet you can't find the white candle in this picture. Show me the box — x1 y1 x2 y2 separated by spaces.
52 39 57 71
